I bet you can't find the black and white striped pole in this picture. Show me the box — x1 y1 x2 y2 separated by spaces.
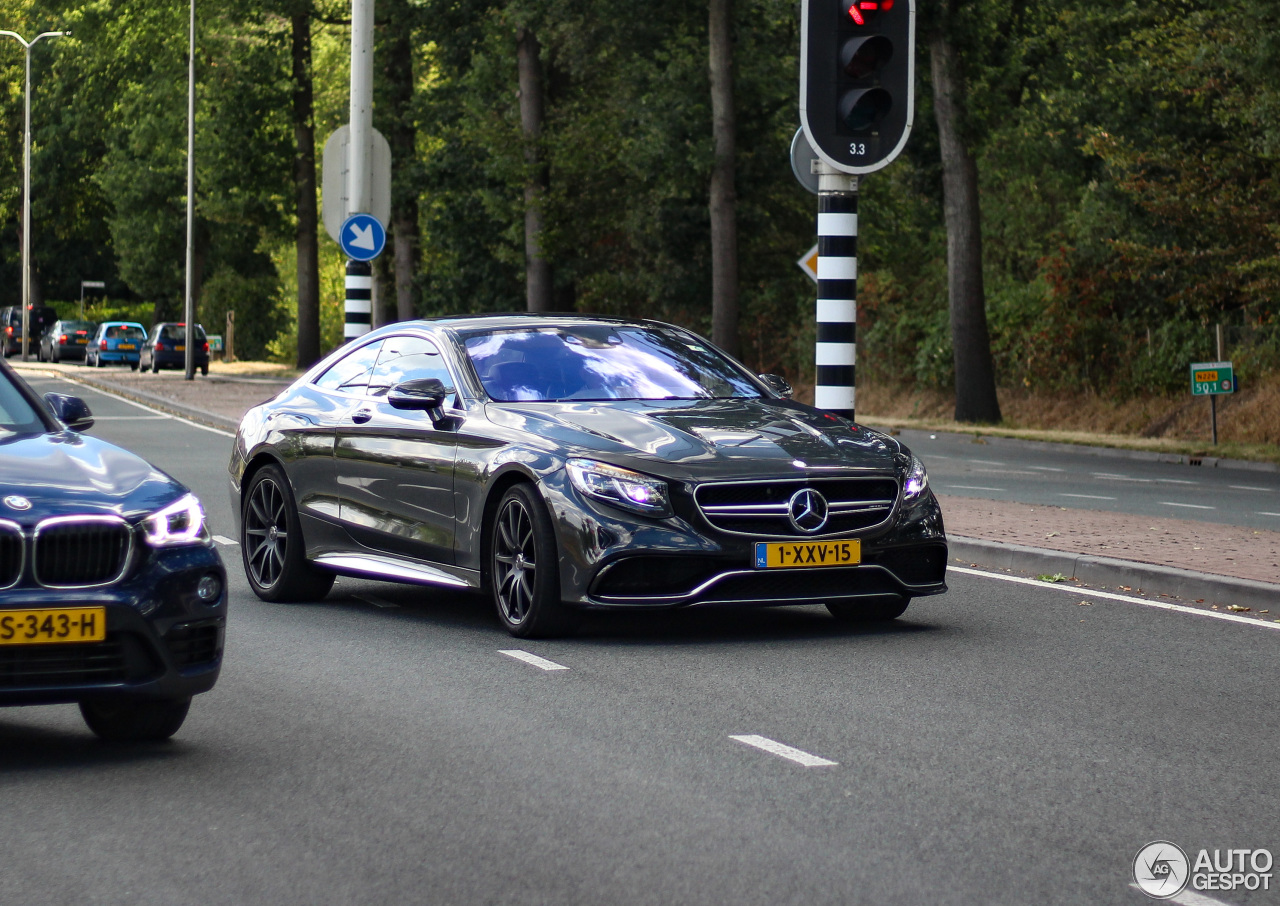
345 260 373 342
814 165 858 420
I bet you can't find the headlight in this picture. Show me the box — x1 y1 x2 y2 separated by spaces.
902 454 930 501
141 493 208 547
566 459 672 518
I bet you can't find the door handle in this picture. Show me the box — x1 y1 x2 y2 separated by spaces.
351 409 373 425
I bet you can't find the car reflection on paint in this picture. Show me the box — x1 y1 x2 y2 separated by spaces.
229 315 946 637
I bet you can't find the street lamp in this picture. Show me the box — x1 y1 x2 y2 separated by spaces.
0 28 68 362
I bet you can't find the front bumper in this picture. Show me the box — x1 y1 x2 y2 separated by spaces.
540 470 949 609
0 543 226 706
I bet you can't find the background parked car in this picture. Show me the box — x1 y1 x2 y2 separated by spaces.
141 322 209 376
85 321 147 370
1 304 59 358
38 319 97 363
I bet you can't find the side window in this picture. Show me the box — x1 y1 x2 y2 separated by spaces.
369 336 454 398
315 340 384 394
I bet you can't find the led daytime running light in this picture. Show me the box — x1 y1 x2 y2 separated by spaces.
142 493 208 547
566 459 672 517
902 454 929 500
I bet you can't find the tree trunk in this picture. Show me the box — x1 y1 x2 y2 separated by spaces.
517 26 553 312
384 3 418 321
930 32 1001 423
708 0 740 356
292 9 322 367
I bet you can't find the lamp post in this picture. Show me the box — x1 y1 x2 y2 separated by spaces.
183 0 196 380
0 29 68 362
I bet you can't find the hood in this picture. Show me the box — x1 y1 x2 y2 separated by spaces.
0 430 186 523
488 398 902 480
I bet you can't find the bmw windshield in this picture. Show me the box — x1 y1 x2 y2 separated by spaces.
462 324 763 402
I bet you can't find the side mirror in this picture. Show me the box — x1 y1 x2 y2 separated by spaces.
388 378 450 422
44 392 95 432
758 373 793 400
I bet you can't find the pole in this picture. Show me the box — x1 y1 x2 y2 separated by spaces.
1210 394 1217 446
344 0 375 343
813 163 858 421
184 0 197 379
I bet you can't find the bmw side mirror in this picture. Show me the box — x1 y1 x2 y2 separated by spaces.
44 392 95 432
388 378 450 423
758 374 793 399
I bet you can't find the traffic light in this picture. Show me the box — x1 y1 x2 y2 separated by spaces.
800 0 915 174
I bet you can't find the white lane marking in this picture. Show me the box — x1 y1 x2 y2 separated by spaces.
212 534 239 546
87 415 170 420
945 485 1005 492
970 469 1040 477
1027 466 1065 472
499 649 569 671
1128 883 1235 906
1092 474 1152 483
1157 478 1197 485
40 374 236 437
1258 511 1280 517
1161 502 1215 510
356 593 399 609
1231 485 1272 492
1061 494 1116 500
949 566 1280 631
965 459 1006 466
729 735 838 767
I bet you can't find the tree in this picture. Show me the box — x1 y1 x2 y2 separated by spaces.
708 0 739 356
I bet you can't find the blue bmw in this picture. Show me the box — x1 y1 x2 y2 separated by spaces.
0 360 225 741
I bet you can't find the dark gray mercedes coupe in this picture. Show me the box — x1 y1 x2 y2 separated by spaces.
229 315 946 637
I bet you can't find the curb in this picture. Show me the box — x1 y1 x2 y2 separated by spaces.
950 536 1280 612
877 425 1280 474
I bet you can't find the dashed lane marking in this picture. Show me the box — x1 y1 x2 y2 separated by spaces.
729 735 838 767
950 566 1280 631
1258 512 1280 517
1027 466 1065 472
1061 494 1116 500
965 459 1006 466
1161 502 1215 510
1157 478 1197 485
87 415 170 420
499 650 569 671
212 535 239 546
1231 485 1272 492
945 485 1005 492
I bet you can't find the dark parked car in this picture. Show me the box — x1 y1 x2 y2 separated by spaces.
140 322 209 375
85 321 147 369
0 359 225 741
2 305 59 358
38 319 97 363
230 315 947 638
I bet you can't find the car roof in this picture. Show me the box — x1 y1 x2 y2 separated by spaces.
416 312 679 334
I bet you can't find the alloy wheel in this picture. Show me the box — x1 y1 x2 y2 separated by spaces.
244 476 289 589
493 497 537 624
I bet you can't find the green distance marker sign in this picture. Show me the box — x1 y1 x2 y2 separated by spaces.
1190 361 1235 396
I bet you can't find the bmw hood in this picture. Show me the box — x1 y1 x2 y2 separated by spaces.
490 398 903 478
0 431 187 522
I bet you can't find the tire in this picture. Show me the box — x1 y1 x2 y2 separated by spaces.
151 358 160 373
489 483 577 638
51 347 59 364
36 345 43 362
241 463 335 602
130 361 139 371
95 353 105 368
826 596 910 623
200 364 208 376
80 697 191 742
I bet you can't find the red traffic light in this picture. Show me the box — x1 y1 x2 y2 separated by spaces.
847 0 894 25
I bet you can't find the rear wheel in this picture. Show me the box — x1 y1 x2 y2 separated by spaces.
129 361 139 371
489 483 577 638
80 697 191 742
826 596 910 623
241 463 335 602
200 364 208 376
151 358 160 373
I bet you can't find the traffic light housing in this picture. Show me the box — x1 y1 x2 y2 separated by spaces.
800 0 915 174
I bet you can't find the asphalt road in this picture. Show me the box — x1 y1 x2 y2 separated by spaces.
2 377 1277 906
895 428 1280 532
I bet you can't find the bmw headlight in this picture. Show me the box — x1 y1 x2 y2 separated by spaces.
566 459 672 518
902 454 930 501
141 493 209 547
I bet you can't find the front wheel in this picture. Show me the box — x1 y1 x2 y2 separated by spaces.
489 483 577 638
80 697 191 742
241 463 335 602
826 596 910 623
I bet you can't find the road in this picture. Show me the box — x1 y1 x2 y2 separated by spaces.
896 427 1280 532
2 376 1277 905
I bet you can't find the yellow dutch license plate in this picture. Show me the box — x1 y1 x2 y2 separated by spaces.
754 539 861 569
118 343 136 350
0 607 107 645
175 345 186 352
76 338 88 344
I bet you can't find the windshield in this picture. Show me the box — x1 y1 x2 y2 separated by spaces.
462 324 762 402
105 325 146 340
0 370 47 436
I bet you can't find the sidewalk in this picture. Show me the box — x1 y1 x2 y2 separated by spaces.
15 360 1280 620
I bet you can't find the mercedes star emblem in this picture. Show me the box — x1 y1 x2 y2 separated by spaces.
787 488 829 533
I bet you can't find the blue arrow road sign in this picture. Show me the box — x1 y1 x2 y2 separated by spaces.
339 213 386 261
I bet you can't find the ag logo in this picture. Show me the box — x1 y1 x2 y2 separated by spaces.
1134 841 1190 898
